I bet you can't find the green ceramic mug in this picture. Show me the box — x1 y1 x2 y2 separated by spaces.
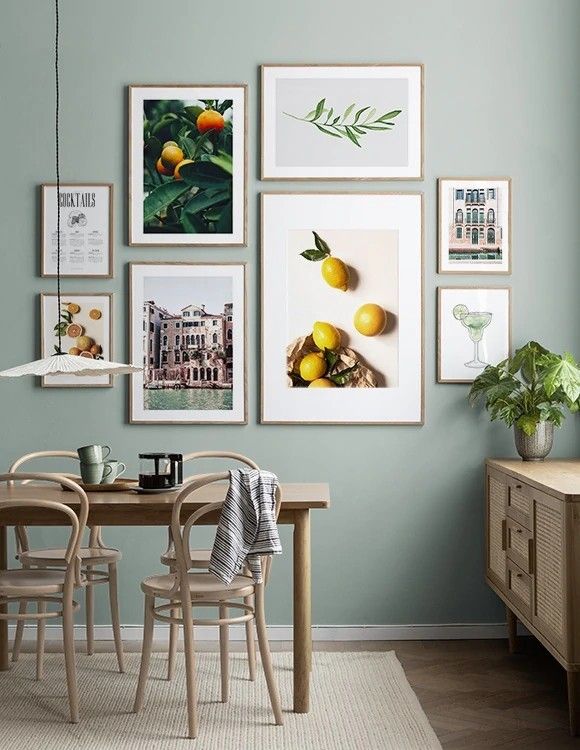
101 460 126 484
80 461 112 485
77 444 111 464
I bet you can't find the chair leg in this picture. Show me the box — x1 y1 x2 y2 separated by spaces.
244 594 257 681
167 600 179 681
36 600 46 681
254 584 283 726
62 591 79 723
107 563 125 673
182 594 198 739
133 594 155 713
219 604 229 703
85 566 94 656
12 600 27 662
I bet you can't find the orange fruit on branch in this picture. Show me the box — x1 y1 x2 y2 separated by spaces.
196 109 225 134
156 158 173 176
160 144 184 170
174 159 194 180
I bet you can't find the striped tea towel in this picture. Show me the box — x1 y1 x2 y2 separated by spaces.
209 469 282 584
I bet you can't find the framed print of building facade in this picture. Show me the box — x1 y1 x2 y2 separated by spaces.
261 192 423 424
128 85 246 246
130 262 246 424
437 286 511 384
261 65 423 180
438 178 511 274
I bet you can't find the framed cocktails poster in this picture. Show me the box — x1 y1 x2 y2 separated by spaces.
130 262 246 424
128 85 246 246
261 192 423 424
438 287 511 384
41 184 113 278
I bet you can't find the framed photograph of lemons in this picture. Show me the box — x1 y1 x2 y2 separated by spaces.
40 292 113 388
128 85 246 246
261 192 424 424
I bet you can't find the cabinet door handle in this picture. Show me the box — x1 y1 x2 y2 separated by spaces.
516 528 522 534
528 538 535 575
501 519 507 551
515 484 522 489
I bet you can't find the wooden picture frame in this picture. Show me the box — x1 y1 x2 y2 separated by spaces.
128 84 247 246
40 183 113 278
129 262 247 424
261 64 424 181
261 192 424 424
40 292 114 388
438 177 512 275
437 286 512 384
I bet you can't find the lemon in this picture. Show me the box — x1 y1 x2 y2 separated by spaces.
321 257 349 291
354 304 387 336
308 378 336 388
312 321 341 351
299 352 327 382
453 304 469 321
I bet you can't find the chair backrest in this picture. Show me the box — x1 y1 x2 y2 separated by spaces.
183 451 259 473
8 450 80 552
0 473 88 586
171 471 282 588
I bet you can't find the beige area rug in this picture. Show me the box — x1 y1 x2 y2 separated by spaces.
0 651 441 749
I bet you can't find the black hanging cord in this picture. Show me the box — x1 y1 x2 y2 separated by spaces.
55 0 62 353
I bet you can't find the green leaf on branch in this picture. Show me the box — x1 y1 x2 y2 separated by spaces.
178 161 231 190
516 413 540 436
300 248 328 262
143 182 190 222
312 231 332 255
329 364 358 386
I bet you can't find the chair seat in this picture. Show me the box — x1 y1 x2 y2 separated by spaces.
19 546 122 566
141 571 254 600
160 548 211 568
0 568 82 596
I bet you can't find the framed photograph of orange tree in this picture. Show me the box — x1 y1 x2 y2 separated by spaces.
129 85 246 246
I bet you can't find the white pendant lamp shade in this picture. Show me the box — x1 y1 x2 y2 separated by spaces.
0 354 141 378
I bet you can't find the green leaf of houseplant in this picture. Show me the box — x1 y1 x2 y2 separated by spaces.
516 413 540 436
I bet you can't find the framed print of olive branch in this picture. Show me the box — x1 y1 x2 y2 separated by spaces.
261 65 423 180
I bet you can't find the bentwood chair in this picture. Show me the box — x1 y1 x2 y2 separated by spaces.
0 473 88 722
161 451 259 682
134 472 283 739
9 451 124 673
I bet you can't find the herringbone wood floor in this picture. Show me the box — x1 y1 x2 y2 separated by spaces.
390 638 577 749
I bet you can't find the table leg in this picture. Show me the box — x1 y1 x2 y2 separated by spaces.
567 671 580 736
0 525 8 670
293 509 311 713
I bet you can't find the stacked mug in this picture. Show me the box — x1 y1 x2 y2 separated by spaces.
77 444 126 485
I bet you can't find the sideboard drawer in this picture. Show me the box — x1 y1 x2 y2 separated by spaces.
507 559 532 616
506 518 534 574
507 479 532 529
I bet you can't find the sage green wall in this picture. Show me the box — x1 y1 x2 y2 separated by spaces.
1 0 579 628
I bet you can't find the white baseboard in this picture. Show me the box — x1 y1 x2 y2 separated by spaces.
7 622 523 642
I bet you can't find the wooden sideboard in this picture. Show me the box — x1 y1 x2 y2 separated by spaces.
486 458 580 735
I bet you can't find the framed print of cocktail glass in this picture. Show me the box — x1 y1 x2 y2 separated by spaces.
128 85 246 246
438 177 511 274
129 262 246 424
261 65 423 180
261 192 423 424
41 183 113 278
438 287 511 384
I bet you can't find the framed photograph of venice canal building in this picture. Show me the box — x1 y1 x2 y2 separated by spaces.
129 263 246 424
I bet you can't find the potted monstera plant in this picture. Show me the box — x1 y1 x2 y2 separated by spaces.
469 341 580 461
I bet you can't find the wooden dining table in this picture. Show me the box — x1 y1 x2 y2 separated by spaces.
0 481 330 713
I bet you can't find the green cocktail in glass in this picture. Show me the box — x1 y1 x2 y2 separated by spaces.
453 305 493 369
